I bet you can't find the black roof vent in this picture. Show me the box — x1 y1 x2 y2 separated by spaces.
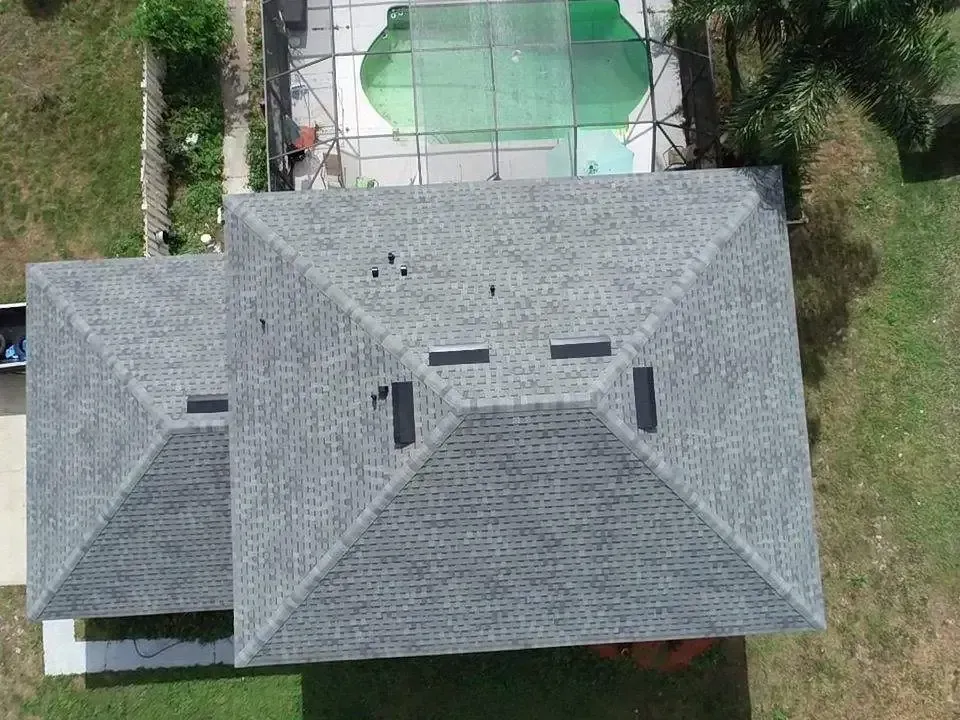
633 367 657 432
391 381 416 448
550 336 612 360
186 394 228 414
400 265 408 277
428 343 490 366
387 252 396 265
371 266 379 278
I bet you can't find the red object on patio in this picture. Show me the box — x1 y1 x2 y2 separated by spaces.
588 638 718 671
293 125 318 151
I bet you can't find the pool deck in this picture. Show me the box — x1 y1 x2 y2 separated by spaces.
284 0 686 187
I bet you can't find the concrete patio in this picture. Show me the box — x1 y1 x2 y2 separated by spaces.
0 372 26 587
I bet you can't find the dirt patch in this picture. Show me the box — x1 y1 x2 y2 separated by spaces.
0 586 43 720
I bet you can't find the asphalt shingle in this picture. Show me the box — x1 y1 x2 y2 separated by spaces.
26 256 232 619
225 169 825 666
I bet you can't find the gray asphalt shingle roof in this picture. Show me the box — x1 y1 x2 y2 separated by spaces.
225 169 824 667
26 256 232 620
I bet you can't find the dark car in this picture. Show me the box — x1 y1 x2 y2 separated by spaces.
0 303 26 372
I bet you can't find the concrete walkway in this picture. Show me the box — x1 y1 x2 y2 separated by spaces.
0 374 26 587
43 620 235 676
221 0 251 194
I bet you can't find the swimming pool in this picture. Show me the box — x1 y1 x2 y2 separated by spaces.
359 0 650 143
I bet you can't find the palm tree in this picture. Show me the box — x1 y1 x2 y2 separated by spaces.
669 0 959 209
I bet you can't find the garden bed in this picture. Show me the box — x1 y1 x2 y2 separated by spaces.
162 54 226 253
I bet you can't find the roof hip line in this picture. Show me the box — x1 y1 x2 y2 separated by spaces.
590 405 826 630
230 203 464 414
234 412 466 667
594 191 762 396
27 432 171 619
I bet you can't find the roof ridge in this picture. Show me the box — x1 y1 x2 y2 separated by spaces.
27 430 171 619
594 191 762 395
26 266 168 424
591 406 826 630
230 203 464 414
234 412 466 667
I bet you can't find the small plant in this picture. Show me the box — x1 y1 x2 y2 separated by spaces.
850 573 869 588
132 0 232 59
170 179 222 251
771 706 791 720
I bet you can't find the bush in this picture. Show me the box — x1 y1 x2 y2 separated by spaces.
164 105 224 184
247 112 268 192
132 0 232 59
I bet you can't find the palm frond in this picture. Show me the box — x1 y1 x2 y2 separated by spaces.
844 68 940 149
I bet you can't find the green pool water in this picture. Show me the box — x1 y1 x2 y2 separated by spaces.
359 0 650 142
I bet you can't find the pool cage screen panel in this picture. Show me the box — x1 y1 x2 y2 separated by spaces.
407 0 578 178
263 0 296 190
260 0 721 189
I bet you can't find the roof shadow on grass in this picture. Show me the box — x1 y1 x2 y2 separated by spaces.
83 661 302 689
301 638 751 720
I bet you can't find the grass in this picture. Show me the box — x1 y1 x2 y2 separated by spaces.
75 611 233 643
0 0 144 302
2 6 959 715
747 111 960 719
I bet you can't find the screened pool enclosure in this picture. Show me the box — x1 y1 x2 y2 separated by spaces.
260 0 715 190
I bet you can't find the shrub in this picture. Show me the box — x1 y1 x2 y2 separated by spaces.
164 105 224 182
132 0 232 59
247 112 268 192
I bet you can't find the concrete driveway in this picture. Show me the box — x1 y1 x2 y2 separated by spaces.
0 373 26 586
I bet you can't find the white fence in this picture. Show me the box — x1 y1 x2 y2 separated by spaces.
140 44 170 257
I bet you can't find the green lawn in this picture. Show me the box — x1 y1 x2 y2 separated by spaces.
0 0 144 302
748 114 960 720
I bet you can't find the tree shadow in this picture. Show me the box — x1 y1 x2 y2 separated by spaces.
21 0 70 19
898 110 960 183
789 200 879 389
300 638 751 720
